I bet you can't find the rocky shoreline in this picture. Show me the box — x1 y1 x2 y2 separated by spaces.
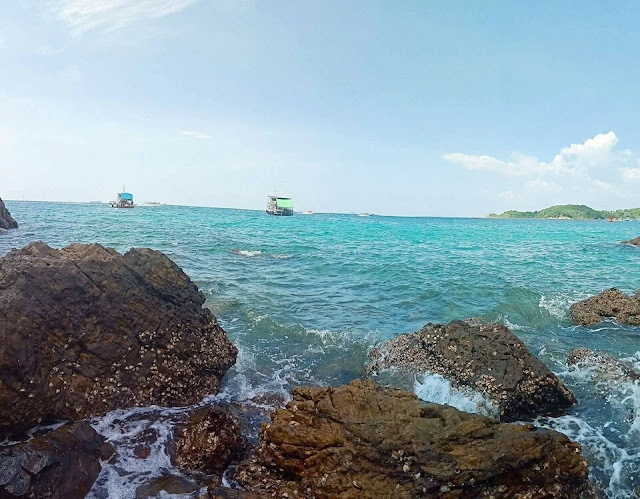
0 198 18 232
1 240 636 497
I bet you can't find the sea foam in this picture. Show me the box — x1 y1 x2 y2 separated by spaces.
413 373 498 417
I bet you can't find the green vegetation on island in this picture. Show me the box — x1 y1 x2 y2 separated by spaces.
488 204 640 220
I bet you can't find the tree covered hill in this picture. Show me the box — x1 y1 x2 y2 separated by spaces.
488 204 640 220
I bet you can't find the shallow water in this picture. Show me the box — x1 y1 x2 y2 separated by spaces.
1 201 640 497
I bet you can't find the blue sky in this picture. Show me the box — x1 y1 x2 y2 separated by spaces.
1 1 639 216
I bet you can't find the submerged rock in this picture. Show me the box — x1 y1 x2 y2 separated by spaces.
173 405 249 475
0 198 18 230
570 288 640 326
0 242 237 431
234 379 594 498
0 421 112 498
368 320 576 421
568 348 640 383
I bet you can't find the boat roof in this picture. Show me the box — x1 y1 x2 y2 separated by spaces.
118 192 133 199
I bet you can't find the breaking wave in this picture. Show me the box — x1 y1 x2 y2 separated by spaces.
413 373 498 417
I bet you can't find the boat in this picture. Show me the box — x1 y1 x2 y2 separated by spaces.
266 196 294 216
300 211 315 215
109 187 134 208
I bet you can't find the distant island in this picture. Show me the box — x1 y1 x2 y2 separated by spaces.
488 204 640 220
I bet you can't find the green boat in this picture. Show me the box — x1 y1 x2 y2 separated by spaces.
266 196 293 216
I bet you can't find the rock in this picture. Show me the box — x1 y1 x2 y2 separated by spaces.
570 288 640 326
568 348 640 383
173 405 249 475
135 475 200 498
0 421 112 498
234 380 595 499
0 242 237 431
368 320 576 421
622 236 640 247
0 198 17 230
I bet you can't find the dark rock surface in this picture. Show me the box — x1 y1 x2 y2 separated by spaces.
234 379 595 499
0 242 237 431
174 405 249 475
368 320 576 421
0 421 112 498
570 288 640 326
0 198 17 230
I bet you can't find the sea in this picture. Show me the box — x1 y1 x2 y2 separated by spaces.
1 200 639 498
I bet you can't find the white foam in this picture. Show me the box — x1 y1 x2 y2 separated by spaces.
88 405 195 499
413 373 498 417
232 249 262 257
270 254 293 259
537 415 640 499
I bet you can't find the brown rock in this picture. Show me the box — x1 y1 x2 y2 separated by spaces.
135 474 200 498
0 242 237 431
368 320 576 421
622 236 640 247
0 421 112 498
0 198 17 230
570 288 640 326
234 380 595 499
173 405 249 475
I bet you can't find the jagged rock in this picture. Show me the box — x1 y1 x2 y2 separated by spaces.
622 236 640 247
0 242 237 431
173 405 249 475
568 348 640 383
135 475 201 498
0 198 17 230
0 421 112 498
368 320 576 421
234 380 595 499
570 288 640 326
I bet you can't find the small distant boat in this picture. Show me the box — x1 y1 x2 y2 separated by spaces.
266 195 294 216
300 210 315 215
109 187 134 208
358 213 372 217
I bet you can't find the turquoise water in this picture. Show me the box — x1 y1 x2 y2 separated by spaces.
2 201 640 497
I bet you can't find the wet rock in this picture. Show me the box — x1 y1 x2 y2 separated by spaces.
174 405 249 475
368 320 576 421
568 348 640 383
0 421 112 498
0 198 17 230
622 236 640 247
570 288 640 326
0 242 237 431
135 474 200 498
234 380 595 499
206 486 263 498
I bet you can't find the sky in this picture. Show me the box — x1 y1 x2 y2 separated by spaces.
1 1 640 216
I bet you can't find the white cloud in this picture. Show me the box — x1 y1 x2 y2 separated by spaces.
48 0 199 35
444 131 621 177
559 131 617 158
526 178 561 191
182 130 211 140
445 131 640 210
622 166 640 180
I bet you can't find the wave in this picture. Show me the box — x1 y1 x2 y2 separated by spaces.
232 249 263 257
536 414 640 499
413 373 498 417
538 292 589 319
